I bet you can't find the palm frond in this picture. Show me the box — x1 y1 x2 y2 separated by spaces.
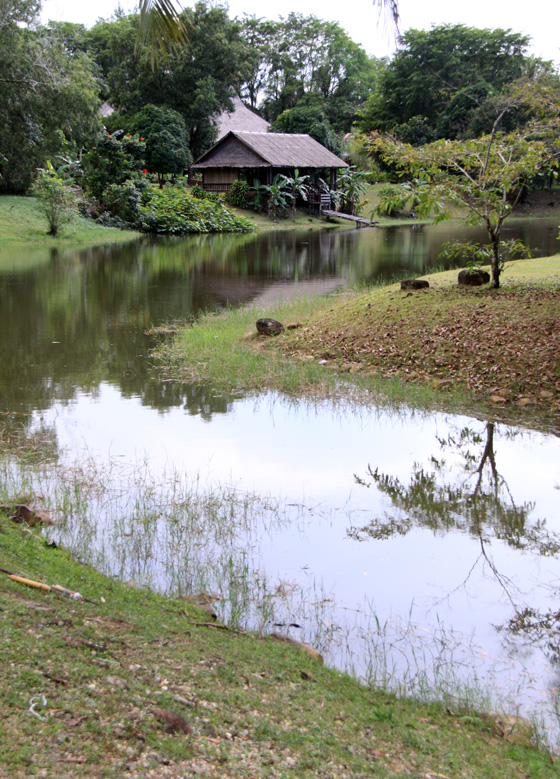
137 0 189 69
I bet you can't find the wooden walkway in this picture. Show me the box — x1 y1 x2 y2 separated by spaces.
321 209 377 227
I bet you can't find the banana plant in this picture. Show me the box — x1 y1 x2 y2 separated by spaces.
263 175 290 220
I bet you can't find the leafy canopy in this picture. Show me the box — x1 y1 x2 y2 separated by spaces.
357 24 548 141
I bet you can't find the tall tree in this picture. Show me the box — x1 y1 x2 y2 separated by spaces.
240 14 383 133
85 2 251 159
0 0 100 193
358 24 547 140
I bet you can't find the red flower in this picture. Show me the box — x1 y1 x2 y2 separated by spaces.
143 168 149 174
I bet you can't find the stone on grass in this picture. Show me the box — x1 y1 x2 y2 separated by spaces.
256 318 284 335
458 269 490 286
400 279 430 290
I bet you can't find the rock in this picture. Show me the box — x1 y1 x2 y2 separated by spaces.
458 269 490 286
256 318 284 336
180 593 218 621
270 632 324 664
150 708 192 735
0 504 54 526
400 279 429 290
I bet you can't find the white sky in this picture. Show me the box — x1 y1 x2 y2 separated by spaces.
40 0 560 67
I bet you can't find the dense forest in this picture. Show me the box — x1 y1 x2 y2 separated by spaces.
1 0 559 237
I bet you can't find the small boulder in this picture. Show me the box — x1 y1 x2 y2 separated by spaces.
0 504 54 526
458 269 490 286
256 318 284 336
400 279 429 290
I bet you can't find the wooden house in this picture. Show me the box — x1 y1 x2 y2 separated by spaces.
191 131 348 198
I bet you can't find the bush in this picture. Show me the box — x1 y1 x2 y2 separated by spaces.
227 180 249 209
102 179 148 226
190 184 206 199
139 186 255 234
377 184 409 216
82 130 146 201
32 171 77 236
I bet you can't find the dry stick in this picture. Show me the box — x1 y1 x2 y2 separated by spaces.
0 568 97 604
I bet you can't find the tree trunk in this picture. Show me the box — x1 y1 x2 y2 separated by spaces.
491 239 500 289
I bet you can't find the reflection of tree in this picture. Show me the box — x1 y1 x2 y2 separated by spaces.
351 421 560 661
507 607 560 665
350 422 559 555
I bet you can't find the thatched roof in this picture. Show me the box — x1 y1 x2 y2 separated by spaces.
193 131 348 170
216 97 270 140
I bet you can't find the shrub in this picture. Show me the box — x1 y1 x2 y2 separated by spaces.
139 186 255 234
227 180 249 209
190 184 206 199
102 179 149 226
32 170 77 236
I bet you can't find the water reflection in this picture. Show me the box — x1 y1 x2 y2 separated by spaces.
1 219 558 430
1 222 559 738
350 422 550 552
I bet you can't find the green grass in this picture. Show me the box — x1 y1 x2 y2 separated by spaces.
0 195 142 248
152 256 560 433
1 516 557 778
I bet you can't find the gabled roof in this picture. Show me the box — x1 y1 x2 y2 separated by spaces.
216 97 270 140
193 131 348 170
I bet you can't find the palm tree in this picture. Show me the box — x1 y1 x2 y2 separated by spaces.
137 0 189 68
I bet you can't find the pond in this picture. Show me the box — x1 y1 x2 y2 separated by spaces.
1 218 559 741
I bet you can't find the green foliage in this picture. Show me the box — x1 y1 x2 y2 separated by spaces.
32 170 77 236
189 184 226 205
376 184 409 216
357 24 548 140
227 180 250 209
132 104 191 183
393 116 436 147
271 104 342 156
139 185 255 233
136 0 189 69
84 2 252 160
0 4 100 194
367 83 560 286
439 239 533 274
263 175 291 220
101 179 149 226
82 130 146 201
190 184 206 199
278 169 310 220
240 13 383 133
337 166 369 215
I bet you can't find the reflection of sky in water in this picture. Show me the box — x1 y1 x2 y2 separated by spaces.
41 383 559 517
36 383 560 728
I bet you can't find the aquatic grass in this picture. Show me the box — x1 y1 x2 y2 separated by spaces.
2 447 559 756
151 295 453 413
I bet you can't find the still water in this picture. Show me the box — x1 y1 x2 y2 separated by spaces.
1 219 559 738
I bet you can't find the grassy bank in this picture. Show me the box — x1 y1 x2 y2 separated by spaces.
0 195 142 248
1 515 557 778
153 255 560 432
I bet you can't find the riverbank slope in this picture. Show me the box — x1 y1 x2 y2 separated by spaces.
0 517 556 778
